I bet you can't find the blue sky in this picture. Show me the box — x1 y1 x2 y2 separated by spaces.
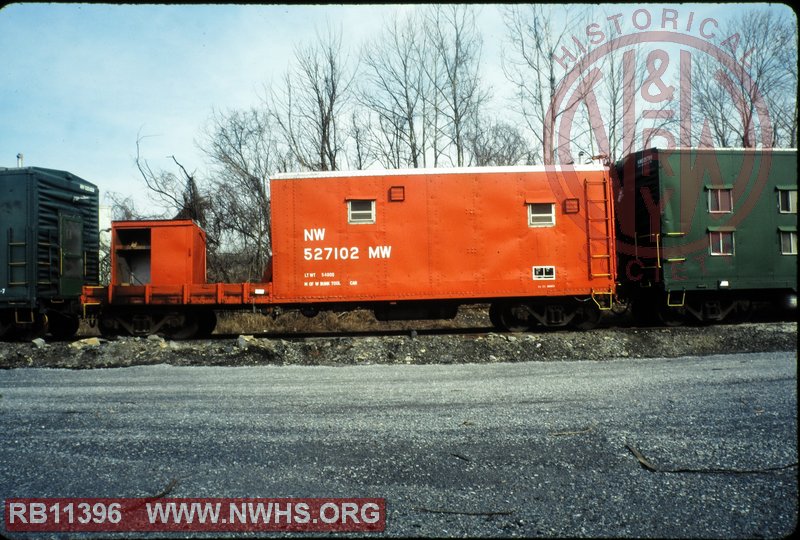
0 4 447 208
0 3 792 211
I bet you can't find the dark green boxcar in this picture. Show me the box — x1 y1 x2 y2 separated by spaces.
0 167 99 339
616 147 797 324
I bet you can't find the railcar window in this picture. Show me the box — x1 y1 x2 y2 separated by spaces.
348 200 376 224
778 190 797 213
532 266 556 280
709 231 734 256
708 188 732 213
528 203 556 227
780 231 797 255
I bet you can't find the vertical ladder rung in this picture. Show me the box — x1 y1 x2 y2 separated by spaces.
585 179 613 281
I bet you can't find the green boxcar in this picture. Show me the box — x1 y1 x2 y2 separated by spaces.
0 167 99 339
616 147 797 323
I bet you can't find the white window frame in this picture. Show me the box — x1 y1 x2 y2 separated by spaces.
709 231 735 256
780 231 797 255
348 200 376 224
532 265 556 280
528 203 556 227
708 188 733 213
778 189 797 214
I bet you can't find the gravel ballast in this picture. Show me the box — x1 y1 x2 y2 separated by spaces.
1 321 796 369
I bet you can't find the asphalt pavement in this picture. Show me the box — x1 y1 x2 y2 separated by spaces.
0 352 797 538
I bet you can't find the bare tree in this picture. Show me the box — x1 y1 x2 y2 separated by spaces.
270 25 356 171
201 107 276 282
105 191 148 221
424 4 488 167
688 9 797 148
420 35 446 168
134 106 283 284
348 110 374 170
134 134 206 219
371 111 407 169
578 27 677 162
466 116 534 166
501 4 593 164
359 12 428 169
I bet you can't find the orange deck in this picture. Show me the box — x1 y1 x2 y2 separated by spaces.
83 282 272 307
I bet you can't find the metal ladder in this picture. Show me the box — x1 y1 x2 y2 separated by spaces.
7 228 28 286
584 179 613 280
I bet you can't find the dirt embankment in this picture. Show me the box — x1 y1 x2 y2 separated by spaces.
1 314 796 369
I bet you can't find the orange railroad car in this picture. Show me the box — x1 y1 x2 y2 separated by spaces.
269 165 616 330
84 165 616 336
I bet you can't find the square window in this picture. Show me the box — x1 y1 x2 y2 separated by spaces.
778 190 797 213
780 231 797 255
348 200 375 224
708 188 733 213
709 231 734 256
532 266 556 280
528 203 556 227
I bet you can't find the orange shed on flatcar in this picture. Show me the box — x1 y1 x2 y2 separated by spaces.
110 220 207 287
82 219 218 338
269 165 616 329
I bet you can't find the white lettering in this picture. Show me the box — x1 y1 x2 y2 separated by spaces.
295 503 311 524
29 503 47 524
368 246 392 259
361 503 380 524
229 503 247 523
249 502 272 523
320 502 339 524
303 247 360 261
9 502 28 523
274 503 292 524
146 502 221 524
340 502 360 523
303 228 326 242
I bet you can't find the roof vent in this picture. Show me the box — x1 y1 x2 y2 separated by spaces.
16 153 23 167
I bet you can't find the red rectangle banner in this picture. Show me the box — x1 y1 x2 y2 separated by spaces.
5 498 386 533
